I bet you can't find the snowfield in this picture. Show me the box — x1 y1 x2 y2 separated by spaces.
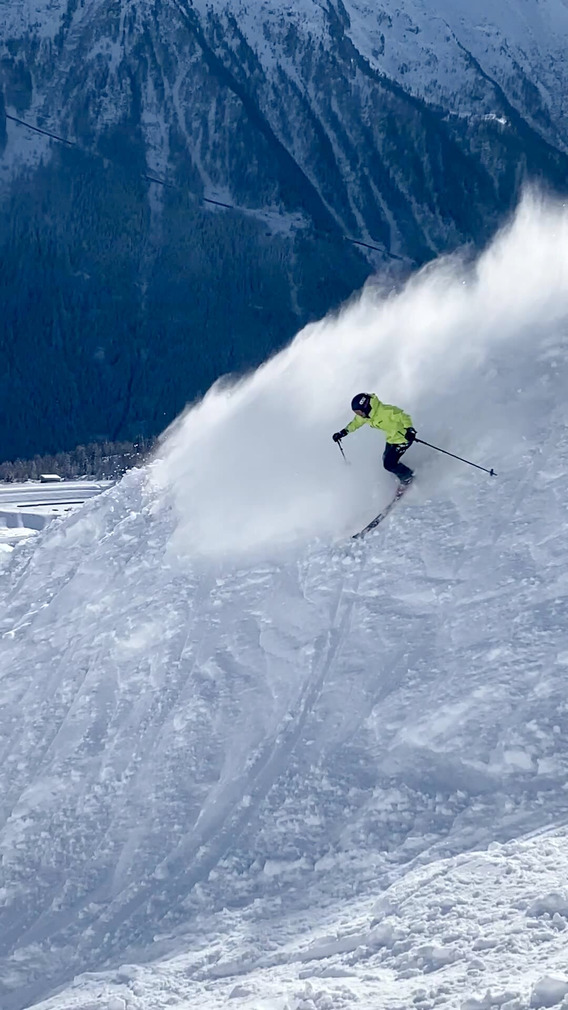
0 482 112 553
2 195 568 1009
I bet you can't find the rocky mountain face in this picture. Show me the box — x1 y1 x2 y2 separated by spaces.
1 0 568 459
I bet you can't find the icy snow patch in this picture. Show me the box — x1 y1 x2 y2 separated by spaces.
530 974 568 1008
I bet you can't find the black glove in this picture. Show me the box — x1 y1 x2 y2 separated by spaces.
405 427 417 444
333 429 348 443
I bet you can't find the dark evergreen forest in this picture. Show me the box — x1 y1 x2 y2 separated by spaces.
0 134 369 462
3 1 568 467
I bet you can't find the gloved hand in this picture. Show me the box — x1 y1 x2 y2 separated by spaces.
332 429 348 443
405 427 417 444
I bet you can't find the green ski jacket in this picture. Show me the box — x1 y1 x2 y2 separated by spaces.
345 394 413 445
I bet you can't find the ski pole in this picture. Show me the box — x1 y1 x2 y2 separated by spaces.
415 438 497 476
337 439 348 464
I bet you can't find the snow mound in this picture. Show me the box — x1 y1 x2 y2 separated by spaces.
2 195 568 1009
24 828 568 1010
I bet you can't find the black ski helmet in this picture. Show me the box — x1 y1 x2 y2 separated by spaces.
351 393 372 416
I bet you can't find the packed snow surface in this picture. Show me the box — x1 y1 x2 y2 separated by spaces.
2 195 568 1009
0 482 111 552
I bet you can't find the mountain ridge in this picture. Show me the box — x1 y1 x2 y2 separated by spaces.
1 0 568 459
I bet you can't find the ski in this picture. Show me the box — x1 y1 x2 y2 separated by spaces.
352 481 411 539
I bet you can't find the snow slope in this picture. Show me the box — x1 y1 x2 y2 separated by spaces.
2 195 568 1009
198 0 568 147
345 0 568 146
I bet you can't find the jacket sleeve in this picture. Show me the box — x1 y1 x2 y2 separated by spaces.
345 414 367 434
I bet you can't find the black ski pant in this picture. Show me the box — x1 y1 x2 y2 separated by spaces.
383 442 413 483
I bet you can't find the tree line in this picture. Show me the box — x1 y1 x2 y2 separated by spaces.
0 437 155 482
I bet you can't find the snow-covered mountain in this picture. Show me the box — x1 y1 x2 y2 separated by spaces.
3 0 568 251
2 196 568 1010
1 0 568 460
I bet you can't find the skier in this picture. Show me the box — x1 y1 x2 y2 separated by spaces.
333 393 416 485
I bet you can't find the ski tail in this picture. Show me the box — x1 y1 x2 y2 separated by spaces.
352 481 411 539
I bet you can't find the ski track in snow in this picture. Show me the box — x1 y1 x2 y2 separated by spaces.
2 197 568 1008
